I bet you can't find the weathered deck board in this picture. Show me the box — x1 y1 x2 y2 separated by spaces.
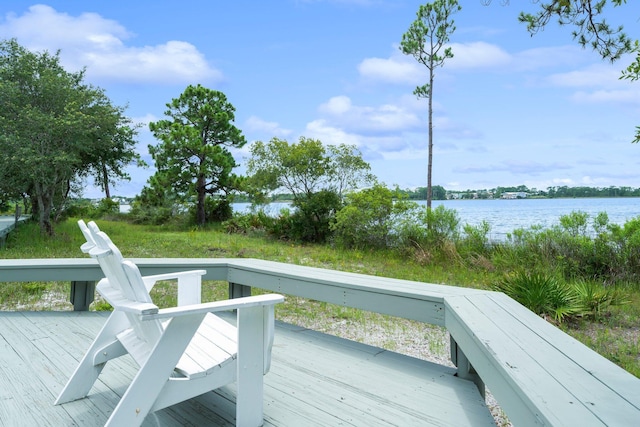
0 312 493 426
445 293 640 426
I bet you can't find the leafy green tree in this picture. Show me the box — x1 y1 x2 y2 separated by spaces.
327 144 376 198
84 110 144 199
0 39 139 234
148 85 245 226
400 0 461 209
247 137 329 201
246 136 374 242
517 0 633 62
128 172 179 225
247 137 373 201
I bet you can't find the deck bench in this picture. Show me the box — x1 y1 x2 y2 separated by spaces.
446 291 640 426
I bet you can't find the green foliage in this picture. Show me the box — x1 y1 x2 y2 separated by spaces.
0 39 140 234
332 185 416 249
573 280 629 320
397 205 461 251
148 85 245 226
246 137 373 243
400 0 461 82
460 220 492 256
128 172 181 225
247 137 329 199
292 190 341 243
91 300 113 311
59 198 119 221
498 211 640 283
495 271 584 323
517 0 633 62
189 197 233 225
222 210 272 235
496 271 629 323
247 137 373 200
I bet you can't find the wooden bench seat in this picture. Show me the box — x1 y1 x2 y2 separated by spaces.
445 291 640 426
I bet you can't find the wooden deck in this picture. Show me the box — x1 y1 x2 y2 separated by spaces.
0 311 494 427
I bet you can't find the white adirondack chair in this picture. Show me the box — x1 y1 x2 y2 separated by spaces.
55 220 284 427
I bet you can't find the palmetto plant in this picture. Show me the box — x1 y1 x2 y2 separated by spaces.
495 271 584 323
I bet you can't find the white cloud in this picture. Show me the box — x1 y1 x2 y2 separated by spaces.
133 113 158 128
244 116 293 137
318 95 422 134
358 41 511 81
305 119 409 160
358 55 423 84
548 63 624 88
571 88 640 106
546 64 640 107
447 41 511 70
0 5 222 84
513 45 586 71
318 95 352 115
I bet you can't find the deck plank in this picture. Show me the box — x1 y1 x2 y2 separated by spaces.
446 293 640 426
0 312 493 426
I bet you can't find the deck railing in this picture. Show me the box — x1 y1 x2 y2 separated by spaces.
1 257 639 426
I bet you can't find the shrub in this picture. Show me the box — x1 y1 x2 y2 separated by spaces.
223 210 272 235
573 280 629 320
494 271 584 323
259 190 342 243
189 197 233 224
288 190 342 243
460 220 492 257
396 205 460 254
332 185 415 249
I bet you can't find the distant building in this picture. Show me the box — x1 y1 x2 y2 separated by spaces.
501 192 528 199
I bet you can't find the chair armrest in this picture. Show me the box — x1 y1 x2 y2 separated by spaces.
116 300 159 315
141 294 284 321
97 279 159 315
141 269 206 306
141 269 206 290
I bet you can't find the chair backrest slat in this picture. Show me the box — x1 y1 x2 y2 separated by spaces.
79 220 163 348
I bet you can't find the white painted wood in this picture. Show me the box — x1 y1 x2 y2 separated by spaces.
105 314 206 427
54 310 130 404
144 294 285 320
237 305 266 427
54 220 283 426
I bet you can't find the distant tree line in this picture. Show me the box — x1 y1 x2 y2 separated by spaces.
233 184 640 204
436 185 640 199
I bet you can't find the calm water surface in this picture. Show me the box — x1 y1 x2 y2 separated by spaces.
432 198 640 240
234 198 640 240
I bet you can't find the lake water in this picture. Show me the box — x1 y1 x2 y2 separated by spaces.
233 198 640 240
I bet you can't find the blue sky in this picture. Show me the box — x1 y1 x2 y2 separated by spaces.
1 1 639 198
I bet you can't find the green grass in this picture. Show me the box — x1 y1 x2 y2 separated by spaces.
2 217 638 377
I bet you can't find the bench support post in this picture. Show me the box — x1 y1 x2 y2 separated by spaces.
450 335 485 399
70 281 96 311
229 282 251 299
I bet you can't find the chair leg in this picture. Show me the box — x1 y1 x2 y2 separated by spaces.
236 306 267 427
104 315 204 427
55 311 129 405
